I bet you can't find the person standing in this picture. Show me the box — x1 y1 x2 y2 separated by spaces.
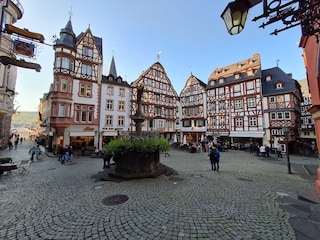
69 146 74 162
259 145 266 158
209 146 221 171
35 145 41 160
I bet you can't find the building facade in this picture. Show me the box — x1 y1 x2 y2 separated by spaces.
99 56 131 149
48 18 102 151
180 73 207 145
130 62 179 141
0 0 23 148
262 67 302 153
206 53 264 149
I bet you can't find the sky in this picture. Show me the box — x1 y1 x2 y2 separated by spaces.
14 0 306 111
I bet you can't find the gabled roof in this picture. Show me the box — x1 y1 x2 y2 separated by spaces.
261 67 300 96
76 30 103 56
180 74 206 96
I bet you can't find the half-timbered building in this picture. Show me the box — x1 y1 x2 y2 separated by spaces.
49 18 103 151
99 55 131 149
180 73 207 145
130 62 178 140
262 67 302 153
207 53 264 148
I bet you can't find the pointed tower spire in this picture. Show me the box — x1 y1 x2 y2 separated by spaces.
55 17 76 49
107 53 117 78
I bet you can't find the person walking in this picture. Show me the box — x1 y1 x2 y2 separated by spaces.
35 145 41 160
277 144 283 158
209 146 221 171
259 145 266 158
29 146 36 161
69 146 74 162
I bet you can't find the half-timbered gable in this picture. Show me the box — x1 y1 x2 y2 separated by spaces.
74 28 103 83
130 62 178 138
180 74 207 144
207 53 264 147
262 67 302 150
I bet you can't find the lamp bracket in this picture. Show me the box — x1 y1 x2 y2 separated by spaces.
252 0 320 40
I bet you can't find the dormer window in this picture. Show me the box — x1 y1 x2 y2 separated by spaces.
276 81 283 89
219 78 224 84
266 75 272 81
234 73 240 80
210 80 215 86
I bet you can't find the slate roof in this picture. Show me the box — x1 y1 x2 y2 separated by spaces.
76 32 103 56
261 67 300 96
55 18 76 49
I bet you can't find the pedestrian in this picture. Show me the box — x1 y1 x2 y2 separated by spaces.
29 146 36 161
265 145 270 158
102 152 112 169
69 146 74 162
8 140 13 150
259 145 266 158
277 144 283 158
14 138 19 149
209 146 221 171
35 145 41 160
58 145 65 162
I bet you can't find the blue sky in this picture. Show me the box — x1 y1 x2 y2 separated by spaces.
14 0 306 111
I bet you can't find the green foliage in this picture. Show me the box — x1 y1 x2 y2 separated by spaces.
0 157 12 164
105 137 169 157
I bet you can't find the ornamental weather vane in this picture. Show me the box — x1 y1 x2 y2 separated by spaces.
253 0 320 41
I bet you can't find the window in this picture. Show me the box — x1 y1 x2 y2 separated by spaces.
234 99 242 109
234 84 240 92
249 117 257 126
276 82 283 89
79 83 92 97
83 47 93 57
118 101 125 111
218 87 225 95
55 79 59 91
247 98 255 108
55 57 61 68
219 101 225 110
81 64 92 75
118 116 124 126
219 116 225 126
236 118 243 127
270 97 275 103
105 115 113 126
210 80 215 86
212 117 217 126
271 113 276 120
61 79 68 92
119 88 125 97
74 104 93 123
266 75 272 81
147 79 152 86
86 85 92 97
106 100 113 110
107 86 114 95
284 112 290 119
246 81 253 90
62 57 70 69
159 120 164 128
59 103 65 117
183 120 191 127
234 74 240 80
277 112 283 119
219 78 224 84
277 96 284 102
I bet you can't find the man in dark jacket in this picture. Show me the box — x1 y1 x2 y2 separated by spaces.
209 146 221 171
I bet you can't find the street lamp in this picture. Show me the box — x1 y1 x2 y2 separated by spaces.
282 123 292 174
221 0 250 35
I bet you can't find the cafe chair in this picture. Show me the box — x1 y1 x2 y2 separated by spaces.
18 160 31 174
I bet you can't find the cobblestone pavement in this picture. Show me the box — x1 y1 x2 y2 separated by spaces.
0 141 319 240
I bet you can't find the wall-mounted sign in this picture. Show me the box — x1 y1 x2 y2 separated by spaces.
13 40 35 57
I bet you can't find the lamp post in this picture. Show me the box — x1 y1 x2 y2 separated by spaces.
282 123 292 174
221 0 250 35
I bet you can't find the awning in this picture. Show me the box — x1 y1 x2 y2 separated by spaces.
229 132 264 138
70 131 95 137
